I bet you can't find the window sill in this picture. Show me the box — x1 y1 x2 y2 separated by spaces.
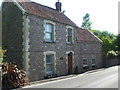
92 65 97 67
44 40 56 43
66 42 73 44
46 71 53 75
83 66 89 69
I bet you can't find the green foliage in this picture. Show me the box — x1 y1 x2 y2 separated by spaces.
81 13 92 30
0 47 6 63
106 50 118 59
0 48 29 89
81 13 118 59
90 30 117 58
115 34 120 51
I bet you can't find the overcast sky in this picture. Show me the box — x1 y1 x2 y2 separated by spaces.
0 0 119 35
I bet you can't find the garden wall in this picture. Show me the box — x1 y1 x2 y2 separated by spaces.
103 58 119 68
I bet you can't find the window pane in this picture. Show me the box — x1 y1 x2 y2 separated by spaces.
45 23 54 41
92 59 95 64
46 64 52 71
67 28 72 43
68 29 72 36
46 24 53 33
68 36 72 43
46 55 54 72
46 55 52 63
45 33 52 40
83 59 87 65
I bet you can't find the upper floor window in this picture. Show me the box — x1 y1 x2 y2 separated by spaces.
45 23 54 42
67 27 73 43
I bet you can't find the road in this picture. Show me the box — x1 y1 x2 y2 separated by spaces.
23 66 118 88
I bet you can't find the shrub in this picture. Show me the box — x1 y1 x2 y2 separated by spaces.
0 47 6 64
2 62 29 89
106 50 117 59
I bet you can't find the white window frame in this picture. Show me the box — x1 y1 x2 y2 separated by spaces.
82 58 88 67
91 58 96 66
44 20 56 42
44 51 56 75
66 26 74 44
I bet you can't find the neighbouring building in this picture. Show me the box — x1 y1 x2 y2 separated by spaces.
2 0 102 81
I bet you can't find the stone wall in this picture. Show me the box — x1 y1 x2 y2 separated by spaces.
104 58 118 68
75 41 102 73
28 14 77 81
2 2 24 68
27 14 102 81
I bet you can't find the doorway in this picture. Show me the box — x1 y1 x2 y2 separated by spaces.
68 52 73 74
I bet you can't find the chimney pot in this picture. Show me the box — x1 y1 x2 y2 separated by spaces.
55 1 62 12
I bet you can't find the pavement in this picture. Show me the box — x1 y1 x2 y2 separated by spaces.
28 74 76 86
22 67 106 88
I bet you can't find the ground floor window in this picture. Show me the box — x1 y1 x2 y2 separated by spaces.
82 58 88 67
46 54 54 74
92 58 96 66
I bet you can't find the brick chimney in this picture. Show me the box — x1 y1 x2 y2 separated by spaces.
55 0 62 12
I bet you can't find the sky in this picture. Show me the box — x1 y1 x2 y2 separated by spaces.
0 0 119 35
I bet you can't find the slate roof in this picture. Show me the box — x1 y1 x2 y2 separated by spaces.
77 28 102 43
18 1 77 27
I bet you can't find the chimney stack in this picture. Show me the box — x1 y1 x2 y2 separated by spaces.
55 0 62 12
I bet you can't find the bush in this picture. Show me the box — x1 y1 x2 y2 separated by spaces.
106 50 117 59
0 47 6 64
2 62 29 89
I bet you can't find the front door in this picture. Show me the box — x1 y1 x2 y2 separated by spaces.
68 52 73 74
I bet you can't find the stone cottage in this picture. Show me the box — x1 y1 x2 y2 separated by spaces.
2 0 102 81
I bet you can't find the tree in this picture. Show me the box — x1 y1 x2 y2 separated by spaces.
90 30 117 58
81 13 92 30
115 34 120 51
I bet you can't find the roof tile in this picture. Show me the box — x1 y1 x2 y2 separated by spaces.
18 2 77 27
77 28 102 42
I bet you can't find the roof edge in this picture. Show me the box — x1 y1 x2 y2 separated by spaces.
13 0 26 14
87 29 103 43
2 0 26 14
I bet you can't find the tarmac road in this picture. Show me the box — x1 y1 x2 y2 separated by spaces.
23 66 118 88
